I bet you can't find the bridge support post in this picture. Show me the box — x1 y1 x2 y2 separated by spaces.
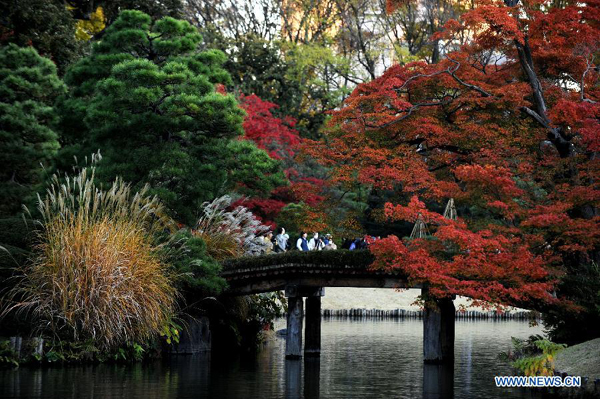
285 293 304 359
423 289 455 364
305 288 324 357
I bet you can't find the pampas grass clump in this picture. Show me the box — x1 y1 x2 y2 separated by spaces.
194 196 270 260
4 166 177 350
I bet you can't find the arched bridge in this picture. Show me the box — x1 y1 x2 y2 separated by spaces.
221 250 416 295
221 250 453 364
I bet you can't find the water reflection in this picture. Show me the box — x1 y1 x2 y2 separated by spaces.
304 357 320 399
284 357 321 399
0 320 545 399
287 356 453 399
285 359 302 399
423 363 454 399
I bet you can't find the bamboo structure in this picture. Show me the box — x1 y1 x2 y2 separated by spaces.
410 213 430 238
443 198 457 220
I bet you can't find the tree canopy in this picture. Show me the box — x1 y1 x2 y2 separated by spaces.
0 0 83 74
58 10 285 224
306 0 599 320
0 44 65 216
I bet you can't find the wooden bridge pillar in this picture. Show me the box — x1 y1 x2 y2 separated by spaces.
285 295 304 359
305 288 324 357
285 285 324 359
423 289 455 363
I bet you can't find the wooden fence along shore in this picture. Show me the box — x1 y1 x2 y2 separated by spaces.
322 308 537 320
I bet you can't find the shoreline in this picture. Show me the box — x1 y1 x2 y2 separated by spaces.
321 287 534 315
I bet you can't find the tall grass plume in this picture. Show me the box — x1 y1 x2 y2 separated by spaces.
2 164 177 350
193 196 270 260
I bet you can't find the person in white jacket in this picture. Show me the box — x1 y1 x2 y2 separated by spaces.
275 227 289 252
297 232 309 251
309 232 324 251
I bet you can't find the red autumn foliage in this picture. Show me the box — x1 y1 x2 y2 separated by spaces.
234 178 327 228
231 197 287 230
237 94 327 228
240 94 301 160
307 0 600 310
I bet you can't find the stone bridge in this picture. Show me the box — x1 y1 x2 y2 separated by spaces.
221 250 454 364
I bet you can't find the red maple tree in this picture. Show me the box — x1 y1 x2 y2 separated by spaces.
306 0 599 309
237 94 327 229
240 94 301 160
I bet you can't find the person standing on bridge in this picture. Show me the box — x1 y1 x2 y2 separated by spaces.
323 234 337 250
297 232 309 251
263 231 274 254
275 227 289 253
309 232 324 251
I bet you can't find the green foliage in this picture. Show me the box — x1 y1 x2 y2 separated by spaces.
500 335 567 376
59 10 283 224
112 343 144 362
44 340 98 363
282 41 350 106
225 140 287 198
275 202 312 237
200 31 298 115
166 229 226 297
499 334 546 362
0 0 83 74
200 30 348 139
0 340 19 367
42 339 149 363
0 218 36 272
240 292 287 349
0 44 65 217
222 249 375 271
247 291 287 330
161 319 182 345
0 218 37 335
514 340 566 376
67 0 183 25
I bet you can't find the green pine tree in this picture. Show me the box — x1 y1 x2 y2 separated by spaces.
0 44 65 217
58 10 286 224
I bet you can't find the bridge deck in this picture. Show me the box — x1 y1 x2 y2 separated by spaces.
221 250 413 295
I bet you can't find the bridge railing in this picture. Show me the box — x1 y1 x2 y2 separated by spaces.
221 249 375 272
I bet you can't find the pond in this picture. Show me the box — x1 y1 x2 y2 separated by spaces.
0 319 551 399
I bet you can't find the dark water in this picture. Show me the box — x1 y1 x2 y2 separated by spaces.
0 319 546 399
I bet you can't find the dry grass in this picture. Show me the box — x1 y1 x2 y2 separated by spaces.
194 231 242 261
2 166 177 350
193 195 270 260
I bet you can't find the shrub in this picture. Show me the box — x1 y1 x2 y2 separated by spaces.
500 335 566 376
166 229 227 297
2 165 177 350
221 249 375 271
512 339 566 376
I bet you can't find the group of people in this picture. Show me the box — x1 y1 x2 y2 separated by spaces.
260 228 337 254
260 228 381 255
295 231 337 251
